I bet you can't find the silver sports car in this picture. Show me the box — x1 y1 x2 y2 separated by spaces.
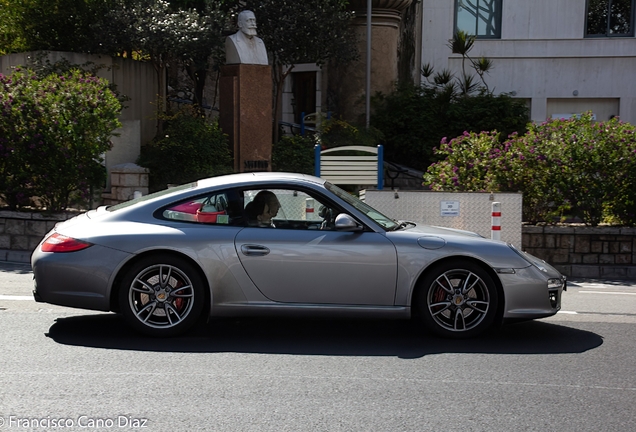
32 172 566 338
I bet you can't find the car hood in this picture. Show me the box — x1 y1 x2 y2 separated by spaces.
398 222 484 238
387 222 535 270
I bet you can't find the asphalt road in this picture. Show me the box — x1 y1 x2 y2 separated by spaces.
0 261 635 431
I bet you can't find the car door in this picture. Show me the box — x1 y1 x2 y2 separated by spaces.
234 188 398 305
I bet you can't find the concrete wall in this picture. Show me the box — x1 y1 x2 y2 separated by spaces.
421 0 636 124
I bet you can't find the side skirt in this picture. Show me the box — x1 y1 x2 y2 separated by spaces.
211 303 411 320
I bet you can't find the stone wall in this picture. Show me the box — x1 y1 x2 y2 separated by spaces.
101 163 149 206
522 225 636 280
0 210 78 263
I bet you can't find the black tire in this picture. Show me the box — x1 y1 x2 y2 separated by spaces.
416 260 498 339
118 254 206 337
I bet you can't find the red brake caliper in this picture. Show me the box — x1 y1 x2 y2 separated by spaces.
173 282 185 312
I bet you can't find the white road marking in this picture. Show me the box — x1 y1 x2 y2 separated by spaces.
0 295 34 301
557 311 578 314
580 291 636 295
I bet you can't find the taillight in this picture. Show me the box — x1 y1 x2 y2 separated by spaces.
41 233 93 253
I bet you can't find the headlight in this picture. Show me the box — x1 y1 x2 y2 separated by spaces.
548 278 564 290
508 243 549 272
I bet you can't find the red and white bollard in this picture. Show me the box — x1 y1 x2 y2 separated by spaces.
305 198 314 215
491 202 501 241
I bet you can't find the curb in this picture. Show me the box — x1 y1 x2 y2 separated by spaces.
0 250 32 264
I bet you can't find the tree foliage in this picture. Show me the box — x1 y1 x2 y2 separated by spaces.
92 0 227 110
0 0 102 54
0 0 28 54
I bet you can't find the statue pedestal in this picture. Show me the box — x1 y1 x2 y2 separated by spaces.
219 64 272 173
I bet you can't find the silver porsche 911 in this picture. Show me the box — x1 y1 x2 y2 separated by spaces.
32 172 566 338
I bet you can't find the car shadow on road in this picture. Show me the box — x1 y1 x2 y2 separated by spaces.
46 313 603 358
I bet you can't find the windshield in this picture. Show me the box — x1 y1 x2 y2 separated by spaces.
325 182 398 231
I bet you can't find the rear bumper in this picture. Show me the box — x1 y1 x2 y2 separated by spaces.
31 244 132 312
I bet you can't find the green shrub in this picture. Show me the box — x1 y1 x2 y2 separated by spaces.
319 117 383 149
0 68 122 211
424 113 636 226
138 108 233 192
272 134 317 175
371 83 528 170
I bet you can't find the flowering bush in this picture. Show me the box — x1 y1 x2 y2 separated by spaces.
0 68 122 210
424 114 636 225
424 131 501 193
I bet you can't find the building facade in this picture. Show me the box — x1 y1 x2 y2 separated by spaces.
421 0 636 124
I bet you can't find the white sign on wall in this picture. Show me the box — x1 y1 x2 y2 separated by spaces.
440 201 460 217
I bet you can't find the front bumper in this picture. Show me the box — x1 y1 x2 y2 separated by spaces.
500 267 566 320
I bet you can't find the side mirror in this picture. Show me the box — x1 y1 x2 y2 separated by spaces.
334 214 363 232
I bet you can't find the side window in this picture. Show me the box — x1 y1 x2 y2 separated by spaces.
586 0 634 37
243 188 338 230
163 191 235 225
455 0 502 39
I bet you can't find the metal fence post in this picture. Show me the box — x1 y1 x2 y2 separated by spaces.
314 145 321 177
377 145 384 190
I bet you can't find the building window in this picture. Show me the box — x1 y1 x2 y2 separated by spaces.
455 0 502 39
586 0 635 37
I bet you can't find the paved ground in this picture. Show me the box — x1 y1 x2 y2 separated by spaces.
1 261 635 431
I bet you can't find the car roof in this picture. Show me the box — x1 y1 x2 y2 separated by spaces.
196 172 326 189
105 172 328 217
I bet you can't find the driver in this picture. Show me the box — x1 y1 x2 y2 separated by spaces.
246 191 280 227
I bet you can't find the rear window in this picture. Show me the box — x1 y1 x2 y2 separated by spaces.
107 183 196 212
163 192 230 224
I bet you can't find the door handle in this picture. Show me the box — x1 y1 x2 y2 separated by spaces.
241 244 270 256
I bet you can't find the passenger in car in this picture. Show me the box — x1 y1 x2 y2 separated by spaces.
245 191 281 227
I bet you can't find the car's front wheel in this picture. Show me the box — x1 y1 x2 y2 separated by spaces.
416 260 498 338
119 255 206 337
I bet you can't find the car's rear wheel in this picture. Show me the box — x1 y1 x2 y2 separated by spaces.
119 255 205 337
417 260 498 338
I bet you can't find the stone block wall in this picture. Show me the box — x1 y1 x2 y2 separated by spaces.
522 226 636 279
102 163 149 205
0 210 78 262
